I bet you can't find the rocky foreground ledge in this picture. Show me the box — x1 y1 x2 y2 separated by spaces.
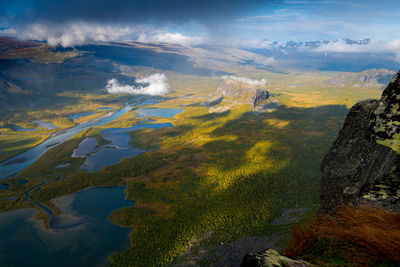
241 71 400 266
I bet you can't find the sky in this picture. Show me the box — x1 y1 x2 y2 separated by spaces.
1 0 400 47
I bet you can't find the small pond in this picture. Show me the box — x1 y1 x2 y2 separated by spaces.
75 107 183 172
72 138 98 158
32 121 59 130
135 108 184 118
79 122 173 172
15 126 39 132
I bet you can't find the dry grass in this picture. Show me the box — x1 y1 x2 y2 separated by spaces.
284 205 400 265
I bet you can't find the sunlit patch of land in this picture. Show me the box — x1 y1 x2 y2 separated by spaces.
0 42 78 64
0 134 49 162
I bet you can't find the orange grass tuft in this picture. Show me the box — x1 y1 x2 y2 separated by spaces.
284 217 317 258
284 205 400 264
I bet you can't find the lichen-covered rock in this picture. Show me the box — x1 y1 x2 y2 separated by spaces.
320 71 400 213
370 71 400 153
240 249 312 267
359 159 400 208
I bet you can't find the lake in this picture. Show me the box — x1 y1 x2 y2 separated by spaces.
0 186 134 267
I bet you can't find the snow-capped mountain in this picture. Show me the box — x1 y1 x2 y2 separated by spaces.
258 38 372 52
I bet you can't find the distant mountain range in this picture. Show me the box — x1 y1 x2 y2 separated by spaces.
258 38 372 52
246 38 400 72
323 69 395 88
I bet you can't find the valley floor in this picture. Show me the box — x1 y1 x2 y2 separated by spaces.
0 69 385 266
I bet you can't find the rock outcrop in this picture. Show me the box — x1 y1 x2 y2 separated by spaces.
215 78 272 108
240 249 312 267
320 70 400 213
205 78 278 112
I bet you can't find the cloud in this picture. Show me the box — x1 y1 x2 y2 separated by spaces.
0 21 277 51
106 73 170 96
223 75 267 86
214 38 274 49
313 39 377 53
2 0 400 49
313 39 400 61
138 32 204 47
1 22 206 47
1 23 130 47
3 22 142 47
223 48 277 65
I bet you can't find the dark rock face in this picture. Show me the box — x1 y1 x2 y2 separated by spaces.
252 89 271 108
320 71 400 214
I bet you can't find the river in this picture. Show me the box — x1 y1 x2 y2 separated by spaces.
0 97 158 179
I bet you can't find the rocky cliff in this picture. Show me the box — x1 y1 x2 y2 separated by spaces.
205 78 278 112
320 71 400 213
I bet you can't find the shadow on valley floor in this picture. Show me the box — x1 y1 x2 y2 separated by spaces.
0 103 350 266
105 104 349 265
192 109 231 121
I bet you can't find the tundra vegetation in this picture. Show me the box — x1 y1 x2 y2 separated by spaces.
0 69 385 265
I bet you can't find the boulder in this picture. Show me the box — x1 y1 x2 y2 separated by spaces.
241 249 312 267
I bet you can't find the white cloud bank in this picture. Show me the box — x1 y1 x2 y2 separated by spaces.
0 23 277 50
106 73 170 96
3 21 400 63
314 39 400 61
223 75 267 86
11 23 137 47
138 32 204 47
1 22 204 47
